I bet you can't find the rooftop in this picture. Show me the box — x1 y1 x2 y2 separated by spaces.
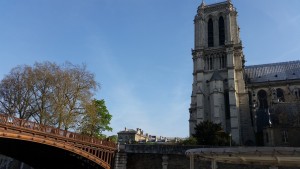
245 60 300 83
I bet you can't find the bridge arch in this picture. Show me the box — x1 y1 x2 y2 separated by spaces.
0 137 104 169
0 114 116 169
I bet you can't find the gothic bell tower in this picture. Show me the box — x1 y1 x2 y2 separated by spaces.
189 0 253 144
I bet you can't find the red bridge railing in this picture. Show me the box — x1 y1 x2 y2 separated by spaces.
0 113 116 148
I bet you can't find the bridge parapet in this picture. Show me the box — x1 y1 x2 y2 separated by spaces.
122 144 209 155
0 113 115 148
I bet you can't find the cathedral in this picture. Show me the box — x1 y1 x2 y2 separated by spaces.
189 0 300 146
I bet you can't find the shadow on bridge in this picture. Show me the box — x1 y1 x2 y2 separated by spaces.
0 138 103 169
0 114 117 169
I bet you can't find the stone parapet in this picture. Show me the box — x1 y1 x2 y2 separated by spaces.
123 144 209 155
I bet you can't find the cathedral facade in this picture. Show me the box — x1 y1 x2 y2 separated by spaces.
189 0 300 146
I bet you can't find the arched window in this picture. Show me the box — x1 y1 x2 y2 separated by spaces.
257 90 268 109
219 16 225 46
208 18 214 47
276 88 285 102
294 88 300 99
256 89 269 146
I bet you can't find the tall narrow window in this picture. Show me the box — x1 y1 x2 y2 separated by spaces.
224 90 230 119
294 88 300 99
276 88 285 102
208 18 214 47
219 56 222 69
219 16 225 46
221 55 227 68
209 57 213 70
256 89 269 146
258 90 268 109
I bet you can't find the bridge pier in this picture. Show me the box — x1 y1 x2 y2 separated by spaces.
114 152 127 169
211 160 217 169
162 154 168 169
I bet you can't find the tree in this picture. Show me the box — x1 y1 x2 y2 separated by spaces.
51 62 99 131
0 65 35 120
107 135 118 143
0 61 101 132
29 62 59 125
193 120 229 146
179 137 197 145
79 99 112 138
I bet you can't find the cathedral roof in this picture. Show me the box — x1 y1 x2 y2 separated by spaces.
245 60 300 83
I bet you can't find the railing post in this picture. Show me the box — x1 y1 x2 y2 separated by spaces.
190 154 194 169
108 152 112 164
106 152 109 163
211 160 217 169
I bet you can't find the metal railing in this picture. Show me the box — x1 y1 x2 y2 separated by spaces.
0 113 116 148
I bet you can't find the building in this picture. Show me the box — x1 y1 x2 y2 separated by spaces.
189 0 300 146
117 127 183 144
117 128 148 144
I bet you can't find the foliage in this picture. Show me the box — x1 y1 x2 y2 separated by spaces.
79 99 112 138
107 135 118 143
0 61 105 133
179 137 197 145
193 120 230 146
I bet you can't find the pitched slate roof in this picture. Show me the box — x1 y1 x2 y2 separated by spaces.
117 129 137 134
245 60 300 83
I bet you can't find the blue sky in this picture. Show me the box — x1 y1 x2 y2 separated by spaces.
0 0 300 138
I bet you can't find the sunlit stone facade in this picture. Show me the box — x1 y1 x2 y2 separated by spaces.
189 0 300 146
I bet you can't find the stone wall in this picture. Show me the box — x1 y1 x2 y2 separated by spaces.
114 144 300 169
125 154 300 169
127 153 162 169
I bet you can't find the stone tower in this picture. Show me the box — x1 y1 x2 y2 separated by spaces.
189 0 253 144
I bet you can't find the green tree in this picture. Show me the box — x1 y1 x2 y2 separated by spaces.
107 135 118 143
80 99 112 138
179 137 197 145
193 120 229 146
